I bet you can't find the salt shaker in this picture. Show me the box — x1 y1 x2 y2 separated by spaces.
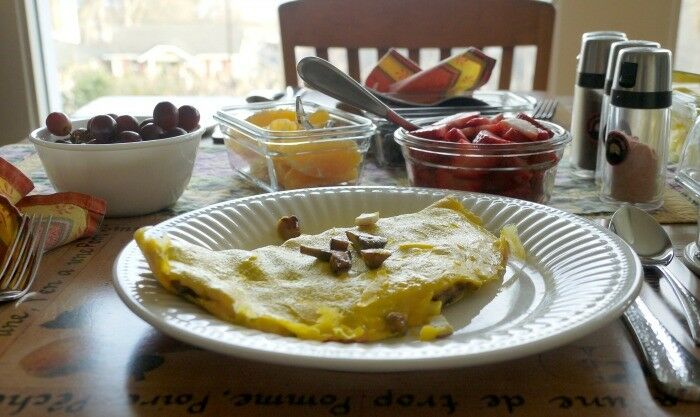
570 34 627 178
594 40 660 186
599 47 672 210
583 31 627 39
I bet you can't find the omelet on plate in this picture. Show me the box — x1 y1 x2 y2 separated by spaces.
135 197 523 342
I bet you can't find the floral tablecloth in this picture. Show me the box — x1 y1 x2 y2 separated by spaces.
1 139 696 223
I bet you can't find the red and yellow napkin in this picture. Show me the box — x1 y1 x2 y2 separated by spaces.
365 48 496 105
0 158 106 256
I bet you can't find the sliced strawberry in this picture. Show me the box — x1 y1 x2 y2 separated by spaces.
502 118 539 141
411 124 448 140
463 116 496 127
489 113 504 123
528 151 559 168
434 112 480 129
536 128 552 140
516 112 555 137
408 164 437 187
473 130 511 145
502 128 530 143
408 148 450 166
445 127 467 142
500 183 537 202
451 151 500 179
459 126 480 139
480 121 510 137
435 168 483 192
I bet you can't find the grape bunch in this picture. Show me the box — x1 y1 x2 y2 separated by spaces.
45 102 201 144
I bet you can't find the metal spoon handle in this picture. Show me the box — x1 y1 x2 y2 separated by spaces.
296 57 419 131
657 264 700 345
623 298 700 401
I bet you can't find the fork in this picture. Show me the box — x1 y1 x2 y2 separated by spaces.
531 98 558 120
0 214 52 303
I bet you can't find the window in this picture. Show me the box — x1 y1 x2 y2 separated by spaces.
46 0 289 114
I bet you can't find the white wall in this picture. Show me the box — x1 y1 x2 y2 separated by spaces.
0 0 41 146
549 0 682 95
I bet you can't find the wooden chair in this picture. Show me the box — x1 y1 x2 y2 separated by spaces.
279 0 555 90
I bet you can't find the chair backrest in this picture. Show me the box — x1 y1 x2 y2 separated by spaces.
279 0 555 90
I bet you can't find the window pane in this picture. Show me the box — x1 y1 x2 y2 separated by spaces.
675 0 700 73
47 0 288 114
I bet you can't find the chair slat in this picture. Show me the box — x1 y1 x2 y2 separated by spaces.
347 48 361 81
377 47 389 58
408 48 419 64
499 46 514 90
316 47 329 60
440 48 451 60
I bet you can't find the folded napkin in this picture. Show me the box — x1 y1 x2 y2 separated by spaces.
364 48 496 105
0 157 106 254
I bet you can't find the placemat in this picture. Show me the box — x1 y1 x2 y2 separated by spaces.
1 141 696 223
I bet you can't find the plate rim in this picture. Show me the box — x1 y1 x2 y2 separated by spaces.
112 186 642 371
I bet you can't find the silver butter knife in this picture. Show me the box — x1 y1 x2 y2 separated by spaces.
622 298 700 401
608 213 700 401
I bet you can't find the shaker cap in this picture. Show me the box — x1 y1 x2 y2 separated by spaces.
577 35 627 88
583 31 627 39
604 40 660 95
611 47 672 109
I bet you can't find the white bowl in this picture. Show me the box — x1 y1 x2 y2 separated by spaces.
30 118 204 217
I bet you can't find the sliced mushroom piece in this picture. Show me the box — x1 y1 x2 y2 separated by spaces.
277 215 300 240
329 250 352 275
385 312 408 334
360 249 392 269
432 283 468 306
330 236 351 251
299 245 332 261
345 230 388 250
171 280 199 299
355 211 379 227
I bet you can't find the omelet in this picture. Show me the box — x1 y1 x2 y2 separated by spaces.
135 197 523 342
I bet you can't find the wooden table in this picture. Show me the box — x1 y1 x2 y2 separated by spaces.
0 101 698 417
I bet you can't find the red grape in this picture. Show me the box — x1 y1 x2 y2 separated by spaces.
178 105 200 131
139 118 154 129
108 113 118 121
139 123 164 140
162 127 187 138
115 131 142 143
115 115 139 134
46 112 72 136
88 115 116 143
153 101 178 130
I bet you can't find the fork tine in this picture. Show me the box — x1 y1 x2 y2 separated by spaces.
10 215 45 291
4 215 40 290
11 216 51 295
545 100 558 119
531 100 544 117
0 214 29 285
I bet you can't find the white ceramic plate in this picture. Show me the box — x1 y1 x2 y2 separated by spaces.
113 187 642 371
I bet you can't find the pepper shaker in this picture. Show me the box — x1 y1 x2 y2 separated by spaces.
599 47 673 210
570 34 627 178
594 40 660 186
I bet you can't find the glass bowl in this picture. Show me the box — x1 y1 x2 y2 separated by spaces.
676 115 700 198
394 120 571 203
215 101 376 191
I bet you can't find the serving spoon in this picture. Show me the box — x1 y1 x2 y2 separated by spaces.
610 204 700 345
296 56 419 131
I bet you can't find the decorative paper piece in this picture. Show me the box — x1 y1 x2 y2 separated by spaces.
17 193 107 251
364 50 422 92
0 157 106 253
364 48 496 104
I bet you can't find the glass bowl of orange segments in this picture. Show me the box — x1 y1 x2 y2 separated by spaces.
215 101 376 191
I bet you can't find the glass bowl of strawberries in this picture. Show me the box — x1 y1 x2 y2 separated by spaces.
394 112 571 203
